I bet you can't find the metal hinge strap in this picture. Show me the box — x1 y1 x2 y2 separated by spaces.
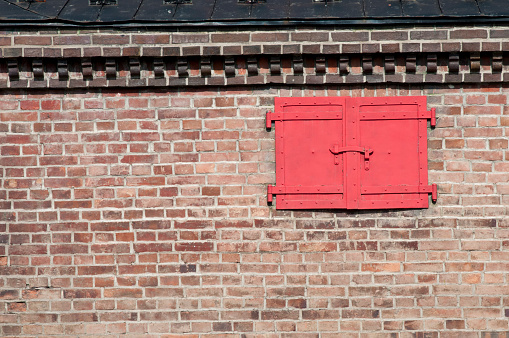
266 111 342 130
268 184 344 202
359 109 436 127
362 184 437 202
270 185 344 194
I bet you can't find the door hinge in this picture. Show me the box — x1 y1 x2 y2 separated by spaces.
267 184 273 203
266 111 272 130
420 183 438 203
427 107 436 127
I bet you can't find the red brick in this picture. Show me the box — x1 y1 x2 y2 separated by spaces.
1 112 37 122
464 106 501 115
41 100 61 110
20 100 40 110
362 262 400 272
0 290 19 300
78 266 116 275
7 302 26 312
175 242 213 251
299 243 337 252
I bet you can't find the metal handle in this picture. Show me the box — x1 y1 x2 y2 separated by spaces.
330 145 373 170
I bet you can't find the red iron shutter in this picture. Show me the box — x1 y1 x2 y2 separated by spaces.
267 97 347 209
267 96 437 210
355 96 436 209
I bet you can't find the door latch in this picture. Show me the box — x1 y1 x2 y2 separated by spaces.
330 145 373 170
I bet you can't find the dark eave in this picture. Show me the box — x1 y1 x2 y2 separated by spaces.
1 0 509 27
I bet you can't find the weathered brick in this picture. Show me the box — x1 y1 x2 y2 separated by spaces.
14 36 51 45
172 33 209 44
450 29 488 39
372 31 408 41
132 34 169 44
410 30 448 40
92 35 130 45
53 36 91 45
331 31 369 42
292 32 329 42
211 33 249 43
252 33 289 42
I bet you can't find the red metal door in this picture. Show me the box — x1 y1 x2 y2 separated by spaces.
268 97 347 209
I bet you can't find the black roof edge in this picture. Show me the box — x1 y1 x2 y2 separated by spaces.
0 16 507 29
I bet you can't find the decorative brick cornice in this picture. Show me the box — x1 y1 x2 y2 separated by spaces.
1 26 508 88
0 51 507 89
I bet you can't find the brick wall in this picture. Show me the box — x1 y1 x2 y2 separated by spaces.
1 83 509 337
